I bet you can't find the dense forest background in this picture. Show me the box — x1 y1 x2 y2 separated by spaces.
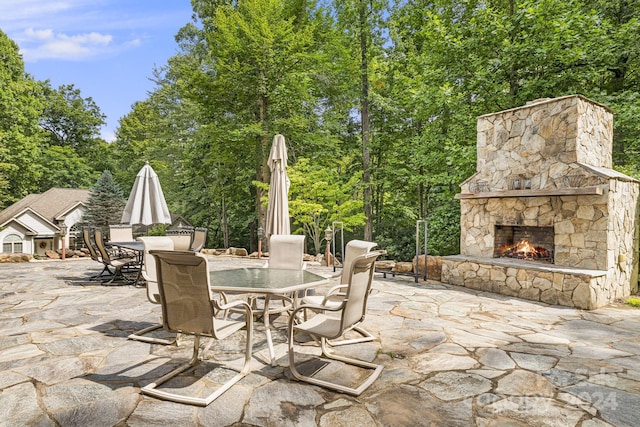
1 0 639 261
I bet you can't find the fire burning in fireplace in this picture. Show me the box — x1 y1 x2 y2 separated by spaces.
500 239 552 262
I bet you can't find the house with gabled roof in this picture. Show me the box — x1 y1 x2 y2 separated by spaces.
0 188 90 256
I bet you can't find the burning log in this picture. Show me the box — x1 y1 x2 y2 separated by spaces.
501 239 552 261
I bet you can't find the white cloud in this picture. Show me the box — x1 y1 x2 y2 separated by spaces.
0 0 159 62
19 28 115 61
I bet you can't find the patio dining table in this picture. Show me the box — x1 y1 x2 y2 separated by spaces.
209 267 329 365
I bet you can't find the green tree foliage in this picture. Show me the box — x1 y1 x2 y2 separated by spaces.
37 82 109 191
0 30 43 207
39 146 98 190
331 0 389 241
40 83 106 155
181 0 327 247
5 2 640 261
287 157 365 253
81 170 126 231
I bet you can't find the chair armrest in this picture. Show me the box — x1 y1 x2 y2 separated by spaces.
319 284 347 304
215 298 252 313
291 301 345 319
214 298 253 323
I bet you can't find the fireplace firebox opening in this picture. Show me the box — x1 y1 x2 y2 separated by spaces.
494 225 554 263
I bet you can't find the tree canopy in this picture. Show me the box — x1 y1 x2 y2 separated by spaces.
2 1 640 260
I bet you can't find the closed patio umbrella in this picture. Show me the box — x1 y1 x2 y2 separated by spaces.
265 134 290 236
121 161 171 226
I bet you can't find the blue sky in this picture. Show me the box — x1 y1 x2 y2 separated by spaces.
0 0 194 141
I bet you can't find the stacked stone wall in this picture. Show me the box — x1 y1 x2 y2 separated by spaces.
468 95 611 194
608 179 640 297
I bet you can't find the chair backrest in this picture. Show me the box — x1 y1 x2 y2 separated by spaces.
150 250 217 337
190 227 208 252
93 228 112 263
82 227 100 261
268 234 305 269
167 234 192 251
340 240 378 285
341 250 386 330
137 236 174 304
109 224 134 242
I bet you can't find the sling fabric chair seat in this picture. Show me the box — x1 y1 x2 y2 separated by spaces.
302 239 378 346
287 250 385 396
128 236 176 345
82 227 114 281
141 250 253 406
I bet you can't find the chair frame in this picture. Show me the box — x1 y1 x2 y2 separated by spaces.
287 250 385 396
303 240 378 346
190 227 208 252
82 227 114 281
128 236 176 345
93 228 138 285
141 250 254 406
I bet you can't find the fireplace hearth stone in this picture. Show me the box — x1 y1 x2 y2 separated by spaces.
441 255 608 309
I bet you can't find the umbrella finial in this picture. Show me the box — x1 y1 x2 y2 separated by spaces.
144 160 150 165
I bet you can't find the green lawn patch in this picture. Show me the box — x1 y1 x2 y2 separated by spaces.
627 296 640 308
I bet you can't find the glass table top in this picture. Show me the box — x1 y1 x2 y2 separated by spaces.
208 268 327 293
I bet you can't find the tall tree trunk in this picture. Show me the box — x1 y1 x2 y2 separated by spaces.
256 95 269 233
508 0 518 98
359 1 373 241
221 196 229 248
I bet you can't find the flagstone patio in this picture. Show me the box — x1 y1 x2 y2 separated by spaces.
1 256 639 426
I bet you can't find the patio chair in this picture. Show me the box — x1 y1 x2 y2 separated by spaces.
93 228 138 285
141 250 253 406
82 227 113 281
301 239 378 346
108 224 134 242
287 250 385 396
190 227 208 252
167 234 192 251
267 234 306 269
128 236 176 345
166 227 194 250
256 234 306 315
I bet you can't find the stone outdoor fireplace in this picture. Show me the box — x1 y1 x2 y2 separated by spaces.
441 95 640 309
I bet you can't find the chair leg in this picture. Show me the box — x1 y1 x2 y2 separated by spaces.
88 264 114 281
102 266 135 286
288 329 383 396
128 322 177 345
142 331 253 406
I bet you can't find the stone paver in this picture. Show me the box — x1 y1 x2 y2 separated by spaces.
1 257 640 426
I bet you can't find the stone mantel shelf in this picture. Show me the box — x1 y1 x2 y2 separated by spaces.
455 186 604 200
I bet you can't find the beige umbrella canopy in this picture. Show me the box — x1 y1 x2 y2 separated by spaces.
121 161 172 226
265 134 291 236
